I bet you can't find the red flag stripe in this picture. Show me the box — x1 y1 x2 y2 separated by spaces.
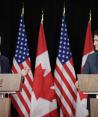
12 66 18 73
13 59 33 91
11 96 24 117
12 66 32 101
12 59 33 116
16 93 30 115
12 66 32 99
11 69 31 114
26 74 33 87
66 59 76 77
56 58 77 95
20 85 31 104
69 58 74 65
25 58 32 68
12 64 32 95
54 77 75 114
63 63 76 83
12 95 29 116
55 65 76 100
21 84 31 100
55 85 74 117
12 59 22 72
54 70 76 108
21 59 33 80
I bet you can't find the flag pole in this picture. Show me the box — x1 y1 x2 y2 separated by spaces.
63 2 65 16
21 3 24 16
41 10 44 24
89 9 91 23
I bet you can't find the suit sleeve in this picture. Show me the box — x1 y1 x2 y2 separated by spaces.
5 57 11 73
1 56 11 73
82 55 90 74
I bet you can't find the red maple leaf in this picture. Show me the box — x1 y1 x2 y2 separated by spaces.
33 64 56 101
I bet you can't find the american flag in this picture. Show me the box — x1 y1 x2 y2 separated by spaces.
54 15 77 117
11 15 33 117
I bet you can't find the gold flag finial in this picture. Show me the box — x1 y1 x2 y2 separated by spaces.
21 3 24 16
89 10 91 22
63 2 65 16
41 10 44 24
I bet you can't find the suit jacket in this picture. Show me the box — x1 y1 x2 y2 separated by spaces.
0 55 18 116
82 51 98 113
0 55 11 73
82 51 98 74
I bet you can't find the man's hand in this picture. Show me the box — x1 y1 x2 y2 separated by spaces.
21 67 30 77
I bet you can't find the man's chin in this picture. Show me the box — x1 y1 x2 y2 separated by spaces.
95 47 98 51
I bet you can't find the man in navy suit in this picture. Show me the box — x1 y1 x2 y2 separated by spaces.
81 30 98 115
0 55 11 73
0 35 10 73
0 36 18 117
82 30 98 74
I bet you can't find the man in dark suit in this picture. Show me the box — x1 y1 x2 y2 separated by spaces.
0 36 18 117
0 35 10 73
82 30 98 73
81 30 98 115
0 55 11 73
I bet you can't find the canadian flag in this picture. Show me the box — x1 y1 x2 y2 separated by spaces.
30 21 58 117
75 21 94 117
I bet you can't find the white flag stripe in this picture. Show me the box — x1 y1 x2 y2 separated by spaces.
14 59 33 82
13 65 32 99
55 84 74 117
55 70 76 107
55 70 76 106
22 60 33 80
14 59 33 94
13 66 32 96
13 58 21 72
13 89 30 116
13 95 29 117
60 109 64 117
66 61 76 77
21 88 31 109
12 59 33 116
23 77 32 94
27 70 33 81
55 69 74 102
57 58 77 94
12 63 30 115
13 88 30 113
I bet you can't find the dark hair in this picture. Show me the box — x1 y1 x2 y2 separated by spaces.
94 30 98 36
